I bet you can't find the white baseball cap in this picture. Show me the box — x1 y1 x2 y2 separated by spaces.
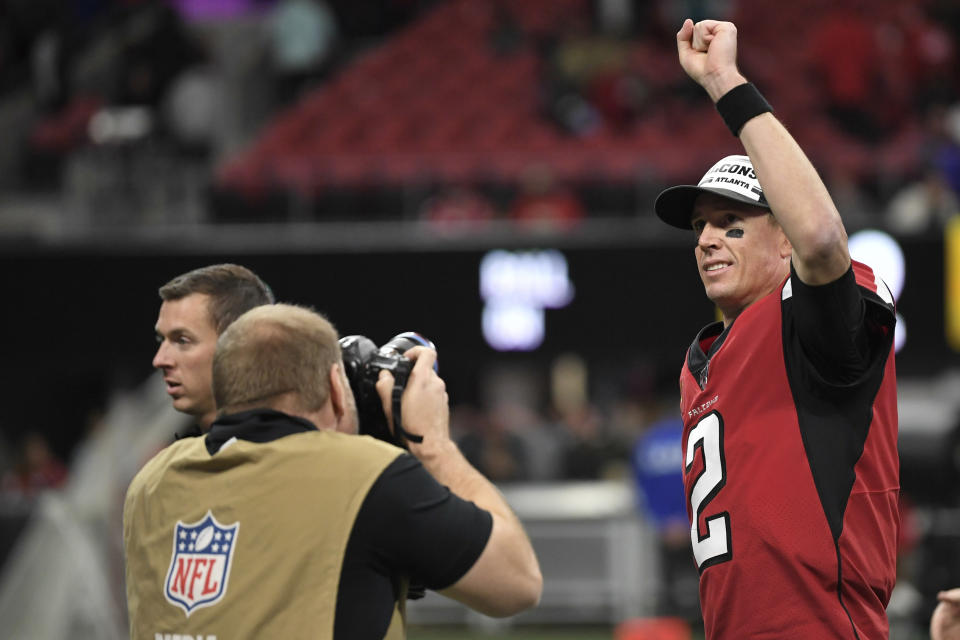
655 154 770 229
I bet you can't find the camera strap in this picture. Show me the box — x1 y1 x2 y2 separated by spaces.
392 383 424 445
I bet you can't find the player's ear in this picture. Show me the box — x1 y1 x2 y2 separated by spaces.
777 228 792 259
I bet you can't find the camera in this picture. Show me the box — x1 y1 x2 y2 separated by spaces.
340 331 437 601
339 332 436 448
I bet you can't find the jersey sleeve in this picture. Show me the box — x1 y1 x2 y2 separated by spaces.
352 453 493 589
788 260 896 386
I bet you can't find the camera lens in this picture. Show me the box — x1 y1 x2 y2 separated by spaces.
380 332 437 369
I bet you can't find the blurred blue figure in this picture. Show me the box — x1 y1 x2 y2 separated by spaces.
632 416 685 532
631 415 700 623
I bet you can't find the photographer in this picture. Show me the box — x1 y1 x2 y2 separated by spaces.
124 304 542 639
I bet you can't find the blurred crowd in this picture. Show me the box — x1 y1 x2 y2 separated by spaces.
0 0 956 236
0 431 68 500
0 352 671 494
452 354 653 484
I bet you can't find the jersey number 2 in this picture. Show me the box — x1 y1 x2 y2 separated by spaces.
686 411 732 571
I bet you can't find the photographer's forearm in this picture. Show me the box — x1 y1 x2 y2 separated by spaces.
413 438 513 521
413 437 542 617
374 353 541 614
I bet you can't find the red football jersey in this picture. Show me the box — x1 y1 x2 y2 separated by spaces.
679 261 899 639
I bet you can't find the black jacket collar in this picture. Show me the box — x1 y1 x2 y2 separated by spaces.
204 408 318 455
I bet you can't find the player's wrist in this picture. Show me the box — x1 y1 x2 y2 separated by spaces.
715 81 772 136
703 69 748 103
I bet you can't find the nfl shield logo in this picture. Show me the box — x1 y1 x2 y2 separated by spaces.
164 511 240 616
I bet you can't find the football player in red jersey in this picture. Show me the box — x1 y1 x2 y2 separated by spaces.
653 19 900 639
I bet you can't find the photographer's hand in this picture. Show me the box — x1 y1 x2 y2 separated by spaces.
376 348 542 617
933 589 960 640
377 346 449 450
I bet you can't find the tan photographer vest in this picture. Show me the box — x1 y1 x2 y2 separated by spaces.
124 429 405 640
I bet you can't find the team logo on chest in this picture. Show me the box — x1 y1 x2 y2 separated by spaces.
164 511 240 616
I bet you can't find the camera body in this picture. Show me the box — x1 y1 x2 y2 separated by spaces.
339 332 436 448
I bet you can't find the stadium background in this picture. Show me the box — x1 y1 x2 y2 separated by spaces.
0 0 959 638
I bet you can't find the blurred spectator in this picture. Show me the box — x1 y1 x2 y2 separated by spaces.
631 413 685 535
593 0 633 37
268 0 339 107
539 15 649 136
457 404 531 483
824 162 879 232
885 166 959 236
495 402 563 482
5 0 95 112
556 403 627 480
928 103 960 198
31 24 68 113
895 3 957 111
508 164 585 231
20 0 207 188
631 409 700 623
0 434 11 489
586 61 648 132
870 20 912 136
887 493 925 631
488 1 523 56
115 2 207 108
0 431 68 499
539 16 608 137
0 18 22 96
548 353 628 480
809 3 884 143
26 94 102 156
161 64 226 157
881 101 960 237
930 0 960 62
420 185 499 232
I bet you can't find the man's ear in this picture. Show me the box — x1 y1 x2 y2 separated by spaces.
329 363 346 420
779 230 793 259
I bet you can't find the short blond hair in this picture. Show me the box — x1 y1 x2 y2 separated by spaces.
213 304 340 415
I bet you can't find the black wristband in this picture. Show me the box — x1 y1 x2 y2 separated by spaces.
715 82 772 136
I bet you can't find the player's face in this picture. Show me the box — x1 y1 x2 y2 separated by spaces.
153 293 220 427
691 193 790 323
